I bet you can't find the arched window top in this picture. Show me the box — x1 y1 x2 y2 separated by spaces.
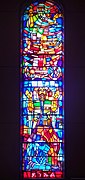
22 1 64 33
22 0 64 13
21 0 64 56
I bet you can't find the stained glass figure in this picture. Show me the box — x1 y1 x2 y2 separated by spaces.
20 0 64 178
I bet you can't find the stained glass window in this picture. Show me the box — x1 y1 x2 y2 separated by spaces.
20 0 64 179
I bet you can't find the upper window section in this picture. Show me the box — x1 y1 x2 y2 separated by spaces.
21 0 64 56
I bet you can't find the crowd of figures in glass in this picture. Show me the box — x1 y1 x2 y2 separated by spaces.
20 0 64 178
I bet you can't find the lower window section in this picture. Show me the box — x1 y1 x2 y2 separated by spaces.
23 171 63 178
20 83 64 178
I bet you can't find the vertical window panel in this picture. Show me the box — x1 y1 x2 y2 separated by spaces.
20 0 64 179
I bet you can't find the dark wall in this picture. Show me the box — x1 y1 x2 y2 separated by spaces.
0 0 85 180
